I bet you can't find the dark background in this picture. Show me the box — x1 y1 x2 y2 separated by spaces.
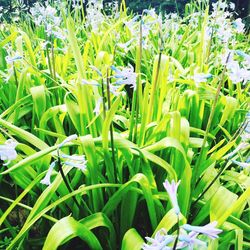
0 0 249 23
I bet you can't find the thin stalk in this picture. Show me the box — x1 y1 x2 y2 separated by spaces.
57 150 92 214
146 43 162 124
192 53 231 185
192 161 230 209
173 217 180 250
101 78 106 119
50 37 56 80
191 120 248 208
132 20 143 144
45 41 54 81
106 69 117 182
13 63 18 86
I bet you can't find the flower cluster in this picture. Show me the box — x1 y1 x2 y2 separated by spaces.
0 139 18 166
40 135 87 186
220 50 250 85
1 42 23 83
85 0 104 32
142 180 222 249
30 2 65 39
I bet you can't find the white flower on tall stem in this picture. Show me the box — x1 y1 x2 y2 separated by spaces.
232 18 245 33
41 135 87 186
177 231 207 249
231 160 250 169
0 139 18 166
85 0 104 32
93 97 103 115
229 2 235 10
212 1 227 11
226 142 249 159
142 228 174 250
61 154 87 171
235 50 250 68
163 179 181 215
57 134 78 149
193 73 212 85
5 55 22 64
227 61 250 85
30 2 64 39
111 65 137 89
117 39 135 53
40 161 57 186
181 221 222 239
124 16 139 34
81 79 100 87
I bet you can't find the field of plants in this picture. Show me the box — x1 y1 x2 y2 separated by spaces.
0 0 249 249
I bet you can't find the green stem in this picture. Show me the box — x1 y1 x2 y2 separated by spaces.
101 78 106 119
57 150 91 214
173 216 180 250
192 53 231 185
106 69 117 182
132 21 143 144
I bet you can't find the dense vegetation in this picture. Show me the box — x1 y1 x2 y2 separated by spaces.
0 0 249 20
0 0 249 249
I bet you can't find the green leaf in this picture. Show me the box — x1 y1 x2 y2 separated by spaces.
43 216 103 250
121 228 144 250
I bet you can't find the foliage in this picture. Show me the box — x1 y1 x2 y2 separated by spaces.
0 0 249 249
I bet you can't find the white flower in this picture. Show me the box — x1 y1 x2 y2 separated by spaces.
5 55 22 64
142 228 174 250
41 135 87 186
163 179 181 215
0 139 18 166
30 2 63 39
89 66 103 77
81 79 100 87
85 0 104 32
61 154 87 171
229 2 235 10
226 142 249 159
117 39 135 53
241 113 250 142
220 50 234 65
177 231 207 249
193 73 212 84
40 161 57 186
227 61 250 85
93 97 103 115
212 1 227 11
58 134 78 149
143 9 157 19
232 18 245 33
109 84 121 96
218 26 232 43
232 160 250 169
112 65 137 89
235 50 250 68
142 22 151 38
124 16 139 34
182 221 222 239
